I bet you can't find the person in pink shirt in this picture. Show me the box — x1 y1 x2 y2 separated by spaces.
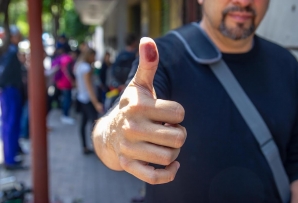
52 48 75 124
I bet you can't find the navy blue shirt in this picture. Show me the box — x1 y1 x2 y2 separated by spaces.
126 24 298 203
112 50 136 85
0 44 22 88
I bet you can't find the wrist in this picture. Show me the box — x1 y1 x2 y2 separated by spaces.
92 107 123 171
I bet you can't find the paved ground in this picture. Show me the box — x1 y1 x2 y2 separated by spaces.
0 109 143 203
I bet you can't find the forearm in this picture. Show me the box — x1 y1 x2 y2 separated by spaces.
291 180 298 203
92 106 123 171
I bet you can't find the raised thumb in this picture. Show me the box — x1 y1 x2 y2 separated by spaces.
132 37 159 93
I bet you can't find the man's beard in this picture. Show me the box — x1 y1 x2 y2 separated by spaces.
219 6 256 40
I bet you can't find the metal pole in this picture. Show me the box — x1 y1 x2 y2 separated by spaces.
27 0 49 202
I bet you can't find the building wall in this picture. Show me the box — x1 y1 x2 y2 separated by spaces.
102 0 201 52
257 0 298 59
148 0 162 38
169 0 183 30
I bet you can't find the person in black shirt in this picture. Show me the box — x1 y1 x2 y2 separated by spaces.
92 1 298 202
100 52 113 93
112 34 138 89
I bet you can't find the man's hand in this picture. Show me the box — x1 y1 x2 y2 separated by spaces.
93 37 187 185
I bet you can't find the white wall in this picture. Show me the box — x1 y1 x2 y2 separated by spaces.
257 0 298 58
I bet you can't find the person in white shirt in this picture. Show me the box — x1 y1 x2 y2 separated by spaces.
74 48 103 154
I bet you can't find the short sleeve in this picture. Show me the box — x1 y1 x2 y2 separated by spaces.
80 62 91 74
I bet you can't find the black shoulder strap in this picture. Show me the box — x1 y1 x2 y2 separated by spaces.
170 22 290 203
169 22 221 64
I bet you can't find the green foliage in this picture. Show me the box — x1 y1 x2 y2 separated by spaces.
3 0 92 42
42 0 65 14
63 8 93 43
8 0 28 36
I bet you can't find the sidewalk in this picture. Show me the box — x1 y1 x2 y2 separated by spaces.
0 109 143 203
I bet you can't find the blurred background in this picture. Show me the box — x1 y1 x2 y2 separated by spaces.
0 0 297 202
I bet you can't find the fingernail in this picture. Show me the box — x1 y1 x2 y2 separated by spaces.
177 163 180 170
145 42 157 62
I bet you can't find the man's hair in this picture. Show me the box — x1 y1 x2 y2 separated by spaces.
125 34 138 46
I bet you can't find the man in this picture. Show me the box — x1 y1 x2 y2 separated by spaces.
92 0 298 202
0 26 24 169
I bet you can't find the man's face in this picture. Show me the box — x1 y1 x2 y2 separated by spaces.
199 0 269 40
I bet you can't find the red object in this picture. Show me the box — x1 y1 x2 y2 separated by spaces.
145 42 157 62
0 32 4 39
55 54 74 90
27 0 49 202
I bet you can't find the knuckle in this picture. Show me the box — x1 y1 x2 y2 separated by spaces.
146 171 159 185
127 102 139 112
122 120 140 140
124 102 144 115
175 128 187 148
119 140 132 155
167 172 176 182
118 155 130 170
160 149 175 166
173 103 185 123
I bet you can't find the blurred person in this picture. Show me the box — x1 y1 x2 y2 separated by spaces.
18 52 29 139
99 52 112 93
104 34 139 111
56 34 71 54
99 52 116 110
92 1 298 203
68 49 81 82
79 42 88 54
112 33 138 89
74 48 103 154
0 25 26 170
51 47 75 124
47 47 64 112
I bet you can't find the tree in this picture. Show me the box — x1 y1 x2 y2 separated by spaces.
63 8 93 43
42 0 65 40
0 0 93 54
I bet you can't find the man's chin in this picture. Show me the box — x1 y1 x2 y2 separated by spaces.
219 23 255 40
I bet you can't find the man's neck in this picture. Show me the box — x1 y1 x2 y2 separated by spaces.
200 20 254 54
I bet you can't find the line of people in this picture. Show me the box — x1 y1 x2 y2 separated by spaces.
0 28 139 169
49 33 139 155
